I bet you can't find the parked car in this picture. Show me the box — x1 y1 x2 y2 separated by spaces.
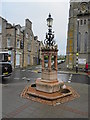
0 62 12 77
57 60 62 64
57 60 65 64
0 52 12 78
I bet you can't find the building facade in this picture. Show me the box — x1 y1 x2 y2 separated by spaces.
66 0 90 69
0 17 42 68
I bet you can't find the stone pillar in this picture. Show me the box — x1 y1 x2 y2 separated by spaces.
42 54 44 70
48 53 51 71
54 55 57 70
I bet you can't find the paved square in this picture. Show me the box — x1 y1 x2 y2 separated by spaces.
2 80 88 118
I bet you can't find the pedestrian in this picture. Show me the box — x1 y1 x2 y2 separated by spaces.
85 62 88 73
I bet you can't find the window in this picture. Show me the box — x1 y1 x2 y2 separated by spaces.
27 44 30 51
17 29 20 35
80 20 83 25
0 54 4 62
17 39 20 48
20 40 23 49
7 38 11 47
0 25 2 33
26 33 28 38
84 19 86 24
28 54 30 64
30 35 32 40
30 32 33 40
84 32 88 52
0 37 2 48
0 53 8 62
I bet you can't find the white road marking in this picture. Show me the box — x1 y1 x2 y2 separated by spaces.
27 78 31 81
68 81 71 83
22 70 25 71
68 74 73 83
22 77 37 81
22 77 26 80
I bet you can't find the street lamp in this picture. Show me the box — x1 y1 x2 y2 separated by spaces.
76 19 80 73
44 13 55 47
47 13 53 27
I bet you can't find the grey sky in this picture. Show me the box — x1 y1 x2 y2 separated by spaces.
1 1 70 55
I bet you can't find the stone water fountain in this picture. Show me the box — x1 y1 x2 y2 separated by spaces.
21 14 79 105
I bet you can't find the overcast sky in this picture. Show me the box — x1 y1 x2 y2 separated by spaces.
1 0 70 55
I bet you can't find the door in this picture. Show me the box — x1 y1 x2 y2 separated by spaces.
28 55 30 65
16 54 20 66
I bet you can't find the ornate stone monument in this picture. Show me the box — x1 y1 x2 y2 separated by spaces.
21 14 79 105
36 14 61 93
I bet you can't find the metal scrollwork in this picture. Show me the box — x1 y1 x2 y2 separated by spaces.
44 13 56 47
44 31 55 47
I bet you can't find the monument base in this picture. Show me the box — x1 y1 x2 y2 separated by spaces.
36 78 63 93
27 85 72 100
21 83 80 106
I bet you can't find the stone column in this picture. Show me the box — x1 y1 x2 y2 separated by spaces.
48 53 51 71
42 53 44 71
54 55 57 70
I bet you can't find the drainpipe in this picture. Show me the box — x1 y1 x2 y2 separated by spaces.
23 30 24 68
14 27 16 69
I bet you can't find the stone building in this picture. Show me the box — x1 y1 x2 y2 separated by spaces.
34 36 44 65
21 19 43 67
0 17 7 52
21 19 34 67
0 17 3 51
33 36 41 65
15 24 23 68
66 0 90 69
0 16 42 68
0 19 24 68
0 17 17 68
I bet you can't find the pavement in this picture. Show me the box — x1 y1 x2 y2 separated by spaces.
25 64 89 76
30 63 89 77
2 81 89 118
1 64 89 119
58 62 90 77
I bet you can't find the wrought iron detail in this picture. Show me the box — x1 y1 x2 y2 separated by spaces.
44 13 56 47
